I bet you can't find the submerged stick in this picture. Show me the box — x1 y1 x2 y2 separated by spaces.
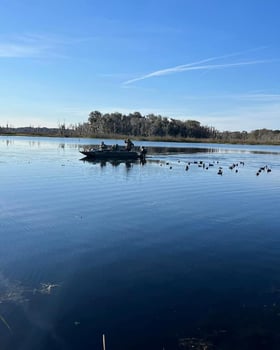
102 334 106 350
0 314 12 334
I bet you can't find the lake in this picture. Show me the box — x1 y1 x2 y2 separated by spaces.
0 136 280 350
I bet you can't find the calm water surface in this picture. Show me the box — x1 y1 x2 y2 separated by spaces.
0 136 280 350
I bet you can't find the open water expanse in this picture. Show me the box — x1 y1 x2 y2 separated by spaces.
0 136 280 350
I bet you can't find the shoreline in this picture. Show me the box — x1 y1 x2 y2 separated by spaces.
1 132 280 146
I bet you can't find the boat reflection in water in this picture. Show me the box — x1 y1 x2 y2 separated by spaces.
80 157 146 168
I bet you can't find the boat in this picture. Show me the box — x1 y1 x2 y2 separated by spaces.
80 148 146 160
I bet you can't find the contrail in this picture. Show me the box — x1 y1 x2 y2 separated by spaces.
124 60 274 85
123 47 272 85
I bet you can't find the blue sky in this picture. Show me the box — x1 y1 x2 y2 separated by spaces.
0 0 279 131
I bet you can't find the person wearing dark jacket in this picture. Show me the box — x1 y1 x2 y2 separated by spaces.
124 139 134 151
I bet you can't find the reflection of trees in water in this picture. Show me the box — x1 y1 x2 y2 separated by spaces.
138 146 280 156
28 141 41 148
57 142 280 157
5 137 279 156
5 139 14 146
59 143 82 149
147 146 218 155
1 139 15 147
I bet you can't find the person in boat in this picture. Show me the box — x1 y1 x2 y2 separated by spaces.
99 141 107 150
111 144 119 150
140 146 147 157
124 138 134 151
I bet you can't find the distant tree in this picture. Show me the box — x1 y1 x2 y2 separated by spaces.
88 110 102 124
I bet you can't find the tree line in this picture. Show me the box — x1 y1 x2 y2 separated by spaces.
85 111 216 139
1 111 280 144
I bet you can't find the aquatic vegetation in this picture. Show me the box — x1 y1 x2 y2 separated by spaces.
0 273 61 305
0 278 30 305
34 283 61 295
179 337 213 349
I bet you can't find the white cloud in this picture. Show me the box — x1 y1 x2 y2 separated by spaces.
0 43 43 58
0 34 54 58
0 33 91 58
